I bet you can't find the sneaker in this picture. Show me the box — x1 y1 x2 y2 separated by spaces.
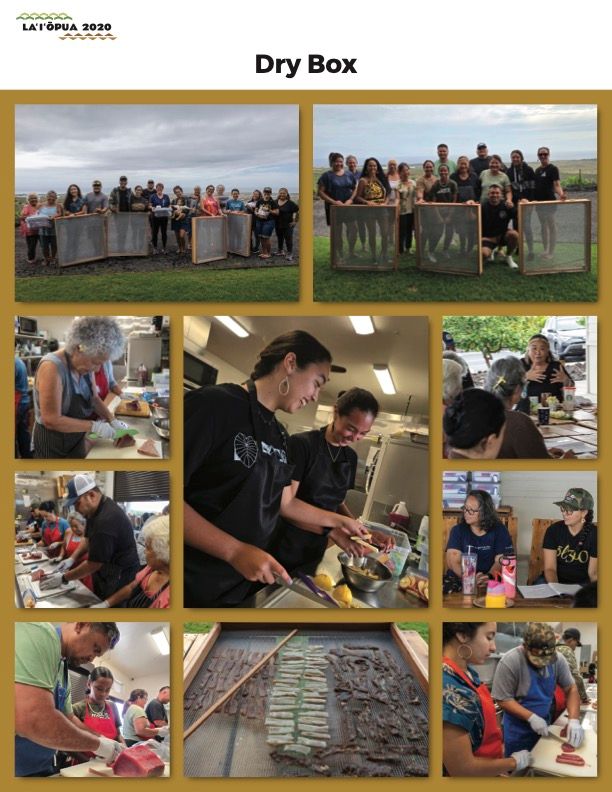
427 253 437 264
506 255 518 270
285 254 294 262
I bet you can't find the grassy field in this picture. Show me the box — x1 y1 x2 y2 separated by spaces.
395 622 429 641
15 265 300 302
313 237 598 302
312 160 597 194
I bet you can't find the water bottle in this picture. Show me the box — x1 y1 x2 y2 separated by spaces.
501 552 516 600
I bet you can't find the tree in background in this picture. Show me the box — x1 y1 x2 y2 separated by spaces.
443 315 547 366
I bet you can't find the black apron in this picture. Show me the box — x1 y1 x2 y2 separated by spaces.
184 380 294 607
33 353 92 458
123 572 170 608
273 427 353 575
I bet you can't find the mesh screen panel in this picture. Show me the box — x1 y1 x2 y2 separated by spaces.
330 205 398 271
226 213 252 256
192 216 227 264
415 203 481 275
56 214 106 267
519 199 591 274
106 212 150 257
184 629 429 777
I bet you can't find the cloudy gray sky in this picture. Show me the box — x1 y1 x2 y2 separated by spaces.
15 105 299 194
314 104 597 165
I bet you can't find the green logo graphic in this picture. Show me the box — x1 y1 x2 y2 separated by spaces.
17 12 73 19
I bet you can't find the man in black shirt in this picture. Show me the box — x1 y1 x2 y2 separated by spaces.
469 142 491 176
109 175 132 212
146 686 170 740
481 185 518 269
41 473 140 601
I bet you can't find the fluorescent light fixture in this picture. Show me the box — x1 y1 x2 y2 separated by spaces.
349 316 375 335
373 365 396 395
215 316 249 338
150 627 170 656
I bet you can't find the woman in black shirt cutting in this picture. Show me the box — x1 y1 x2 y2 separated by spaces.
183 330 369 607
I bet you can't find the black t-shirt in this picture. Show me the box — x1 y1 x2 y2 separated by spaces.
290 430 357 508
507 163 536 202
481 201 515 238
516 360 567 412
542 520 597 584
254 197 278 219
431 180 458 203
276 199 299 229
450 172 481 202
86 496 139 596
145 699 168 725
469 156 491 176
118 189 130 212
534 164 560 201
184 384 291 523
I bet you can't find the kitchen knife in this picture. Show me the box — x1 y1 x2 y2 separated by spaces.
273 574 340 608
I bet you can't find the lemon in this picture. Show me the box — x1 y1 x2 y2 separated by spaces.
332 584 353 606
313 573 334 591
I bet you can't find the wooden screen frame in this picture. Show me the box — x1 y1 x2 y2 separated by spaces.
415 202 482 276
518 199 592 275
191 216 228 264
330 204 399 272
226 212 252 257
56 213 107 267
106 211 150 257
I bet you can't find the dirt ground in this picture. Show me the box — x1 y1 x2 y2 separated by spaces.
15 226 299 278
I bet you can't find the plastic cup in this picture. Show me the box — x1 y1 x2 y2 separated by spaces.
529 396 540 415
461 552 477 595
563 386 576 413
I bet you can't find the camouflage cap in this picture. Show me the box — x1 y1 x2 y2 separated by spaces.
523 622 557 668
553 488 594 511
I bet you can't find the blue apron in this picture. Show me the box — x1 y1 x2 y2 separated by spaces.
15 630 69 777
503 661 556 755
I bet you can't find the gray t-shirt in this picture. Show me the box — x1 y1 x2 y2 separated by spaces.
84 191 108 212
491 645 573 701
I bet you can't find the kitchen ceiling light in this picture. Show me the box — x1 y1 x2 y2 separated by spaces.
373 365 396 395
214 316 249 338
349 316 375 335
150 627 170 656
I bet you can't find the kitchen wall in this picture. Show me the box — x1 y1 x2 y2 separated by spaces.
502 471 597 555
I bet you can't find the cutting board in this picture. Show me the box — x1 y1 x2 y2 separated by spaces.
103 393 151 417
86 438 163 460
60 759 170 777
530 723 597 777
31 579 76 598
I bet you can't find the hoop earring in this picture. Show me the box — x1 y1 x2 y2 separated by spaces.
278 377 290 397
457 643 473 660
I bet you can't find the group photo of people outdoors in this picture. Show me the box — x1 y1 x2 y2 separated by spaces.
313 104 597 303
442 621 597 776
442 315 597 460
15 104 299 302
442 471 597 609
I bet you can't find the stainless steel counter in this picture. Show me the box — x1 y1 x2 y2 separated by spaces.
15 554 101 608
244 544 428 609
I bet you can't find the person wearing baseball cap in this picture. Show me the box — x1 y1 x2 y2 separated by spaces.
557 629 591 704
39 474 139 603
540 488 597 592
469 143 491 177
491 622 584 755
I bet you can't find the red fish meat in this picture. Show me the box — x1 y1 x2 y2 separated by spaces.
112 745 165 777
555 753 585 767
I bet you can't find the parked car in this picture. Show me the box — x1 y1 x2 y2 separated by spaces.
541 316 586 361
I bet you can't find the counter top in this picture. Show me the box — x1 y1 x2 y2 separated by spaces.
443 591 576 609
85 412 168 459
15 553 100 608
245 544 427 609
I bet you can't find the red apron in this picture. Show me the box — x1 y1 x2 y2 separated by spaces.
42 521 64 556
553 684 567 722
82 701 119 758
444 657 503 759
64 535 93 591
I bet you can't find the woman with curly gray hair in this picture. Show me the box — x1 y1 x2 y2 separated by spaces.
32 316 127 459
91 515 170 608
484 356 551 459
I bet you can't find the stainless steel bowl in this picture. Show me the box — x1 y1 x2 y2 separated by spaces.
337 552 392 592
152 417 170 439
150 397 170 420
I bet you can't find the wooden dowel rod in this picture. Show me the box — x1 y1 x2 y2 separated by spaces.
183 628 298 740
